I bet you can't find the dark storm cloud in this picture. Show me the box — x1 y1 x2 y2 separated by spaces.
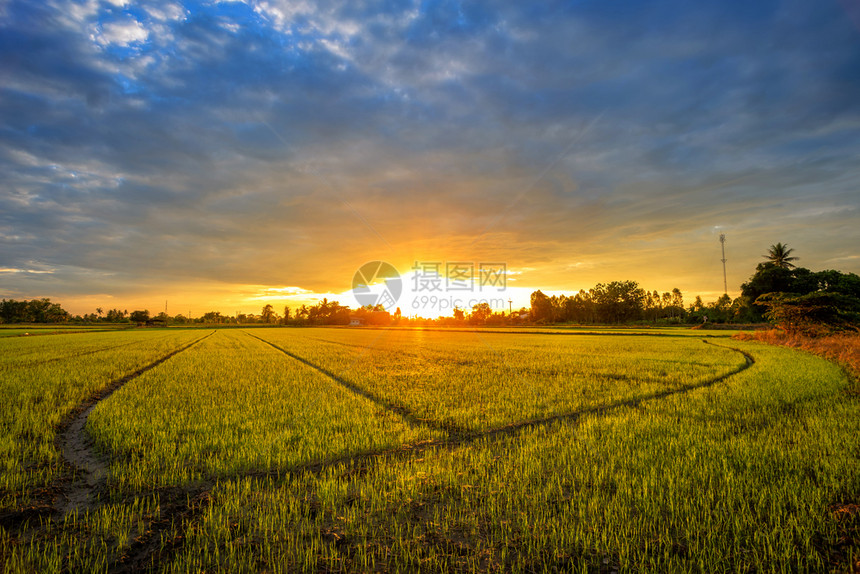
1 0 859 310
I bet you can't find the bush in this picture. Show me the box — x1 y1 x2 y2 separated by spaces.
755 291 860 336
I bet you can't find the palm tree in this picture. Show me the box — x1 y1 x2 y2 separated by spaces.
764 242 798 269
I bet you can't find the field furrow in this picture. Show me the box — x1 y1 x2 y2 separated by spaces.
253 328 747 432
0 330 206 513
166 339 860 574
1 327 858 574
86 330 441 494
58 331 216 514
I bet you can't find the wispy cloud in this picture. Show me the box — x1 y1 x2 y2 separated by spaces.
1 0 859 314
0 268 55 274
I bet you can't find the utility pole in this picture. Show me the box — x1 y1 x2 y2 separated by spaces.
508 299 513 316
719 234 728 295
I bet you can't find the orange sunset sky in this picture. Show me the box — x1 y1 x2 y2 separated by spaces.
2 1 859 317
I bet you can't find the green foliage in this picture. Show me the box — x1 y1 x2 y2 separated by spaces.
741 263 797 308
685 294 751 324
742 264 860 323
757 291 860 335
128 310 150 324
0 298 69 323
3 328 858 572
530 282 682 324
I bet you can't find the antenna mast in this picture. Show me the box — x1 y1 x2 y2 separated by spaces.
719 234 728 295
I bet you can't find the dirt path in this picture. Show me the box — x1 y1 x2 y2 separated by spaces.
56 331 215 514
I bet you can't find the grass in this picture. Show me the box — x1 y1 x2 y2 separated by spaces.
254 328 746 431
0 329 203 511
0 325 128 338
169 339 860 573
735 329 860 384
1 327 858 572
89 330 438 493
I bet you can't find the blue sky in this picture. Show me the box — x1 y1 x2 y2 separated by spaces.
1 0 859 315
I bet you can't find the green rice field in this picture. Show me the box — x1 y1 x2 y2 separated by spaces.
0 327 857 572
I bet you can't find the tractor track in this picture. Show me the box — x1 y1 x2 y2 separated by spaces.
243 339 754 480
108 338 754 573
246 331 470 438
56 331 215 515
0 331 216 548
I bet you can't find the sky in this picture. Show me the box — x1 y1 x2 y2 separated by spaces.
1 0 860 318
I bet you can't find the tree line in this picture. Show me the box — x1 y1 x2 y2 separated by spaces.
0 298 69 323
524 243 860 330
3 243 857 332
528 283 685 324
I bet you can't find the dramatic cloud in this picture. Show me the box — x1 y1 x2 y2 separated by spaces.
1 0 859 314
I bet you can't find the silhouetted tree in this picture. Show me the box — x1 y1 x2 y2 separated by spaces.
764 242 798 269
741 263 798 318
742 244 860 321
261 304 274 324
105 308 128 322
0 298 70 323
129 310 149 324
202 311 223 323
469 302 493 325
301 305 311 321
530 290 554 323
352 305 390 325
591 281 645 323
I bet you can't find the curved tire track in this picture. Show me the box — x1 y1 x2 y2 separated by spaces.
1 336 745 572
241 338 756 479
246 331 470 438
56 331 215 514
121 339 755 571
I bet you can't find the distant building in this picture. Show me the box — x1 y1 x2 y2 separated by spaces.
349 316 364 326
